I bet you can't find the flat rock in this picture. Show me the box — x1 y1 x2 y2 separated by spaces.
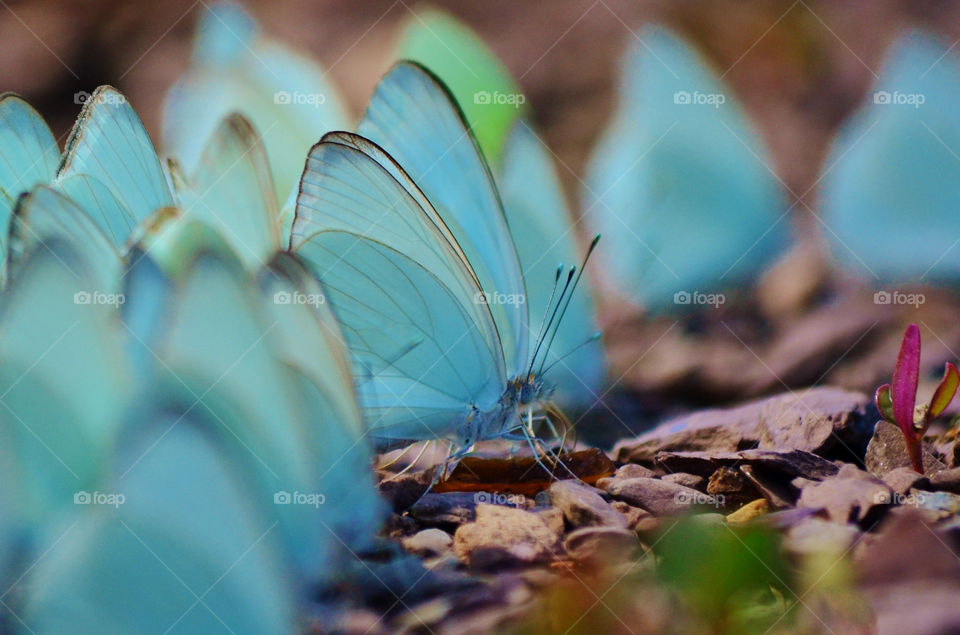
548 480 628 529
410 491 532 526
610 501 657 532
739 464 795 509
784 518 861 555
563 526 639 562
882 466 929 495
615 464 658 479
660 472 705 490
865 420 945 476
655 449 840 481
615 387 871 463
605 477 714 516
797 464 891 524
453 505 564 568
927 466 960 493
402 528 453 558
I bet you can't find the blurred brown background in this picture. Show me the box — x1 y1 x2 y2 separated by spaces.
3 0 958 207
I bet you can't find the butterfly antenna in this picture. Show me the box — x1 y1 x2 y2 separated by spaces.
527 264 565 377
537 235 600 376
527 267 577 375
541 331 602 374
528 265 575 377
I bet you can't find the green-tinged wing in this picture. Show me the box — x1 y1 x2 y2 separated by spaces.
358 62 527 374
163 1 349 203
0 94 60 257
0 241 129 524
153 249 332 582
24 412 296 634
295 231 504 442
258 252 385 552
173 114 280 270
499 121 605 408
59 85 173 223
822 29 960 281
7 185 122 293
583 25 787 311
52 173 137 248
396 7 526 165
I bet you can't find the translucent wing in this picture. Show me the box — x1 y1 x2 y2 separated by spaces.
152 248 337 582
257 252 385 552
59 86 173 223
0 241 129 524
395 8 526 165
173 114 280 270
24 411 296 634
290 138 505 441
163 1 349 204
499 121 605 408
7 185 122 293
583 26 788 310
295 231 504 442
358 62 528 375
822 30 960 281
52 173 137 247
0 94 60 258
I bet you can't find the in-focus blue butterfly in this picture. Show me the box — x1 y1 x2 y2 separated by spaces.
583 25 789 311
821 29 960 282
291 62 600 467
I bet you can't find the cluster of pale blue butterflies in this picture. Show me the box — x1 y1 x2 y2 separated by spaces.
0 1 953 630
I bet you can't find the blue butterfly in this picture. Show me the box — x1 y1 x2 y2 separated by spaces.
583 25 789 311
821 29 960 282
291 62 600 466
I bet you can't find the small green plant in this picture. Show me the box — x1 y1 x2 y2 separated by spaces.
875 323 959 473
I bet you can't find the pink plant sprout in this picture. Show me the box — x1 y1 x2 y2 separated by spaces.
875 324 959 473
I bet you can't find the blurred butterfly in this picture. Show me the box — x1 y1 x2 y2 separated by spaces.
583 25 789 311
290 62 600 469
164 1 349 207
821 29 960 282
394 7 526 167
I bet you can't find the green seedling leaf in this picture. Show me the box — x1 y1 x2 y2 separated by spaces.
874 383 894 422
927 361 959 421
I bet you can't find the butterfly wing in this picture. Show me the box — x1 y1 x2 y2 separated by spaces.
499 121 605 408
52 173 137 248
59 86 174 224
163 2 349 204
395 8 526 166
257 252 386 552
24 411 296 634
172 113 280 270
290 138 505 442
583 26 788 310
0 241 129 524
7 185 122 293
357 62 528 376
0 94 60 259
822 30 960 281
